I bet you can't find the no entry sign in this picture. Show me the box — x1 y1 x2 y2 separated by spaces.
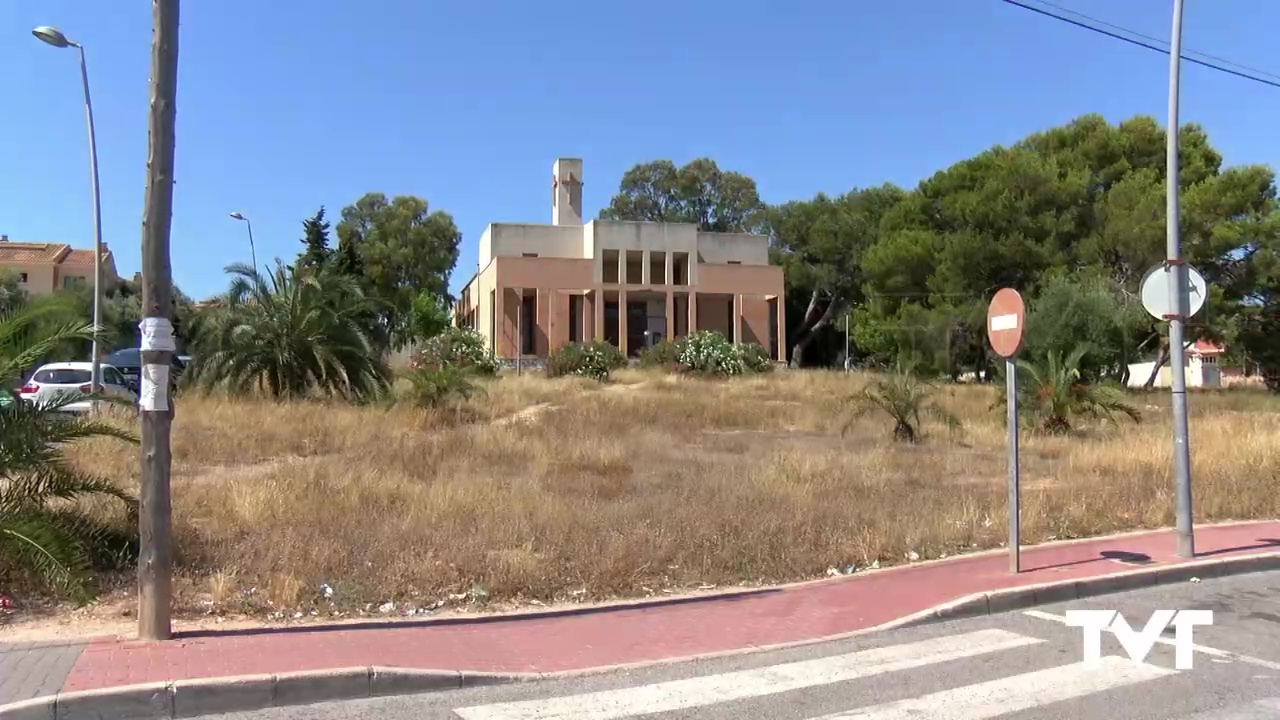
987 288 1026 359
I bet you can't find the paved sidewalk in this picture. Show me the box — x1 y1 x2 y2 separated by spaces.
4 520 1279 705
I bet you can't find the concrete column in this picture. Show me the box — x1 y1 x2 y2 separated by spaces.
618 252 626 286
775 295 787 363
664 252 674 287
492 285 504 357
687 292 697 336
618 289 629 356
594 288 604 341
733 294 743 345
641 250 651 286
665 291 674 343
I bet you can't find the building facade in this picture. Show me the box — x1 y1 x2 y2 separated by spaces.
453 159 786 361
0 235 118 295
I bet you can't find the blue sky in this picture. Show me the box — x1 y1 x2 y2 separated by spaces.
2 0 1278 301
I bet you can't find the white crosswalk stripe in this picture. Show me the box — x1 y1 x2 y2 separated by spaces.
451 626 1268 720
811 655 1174 719
452 628 1040 720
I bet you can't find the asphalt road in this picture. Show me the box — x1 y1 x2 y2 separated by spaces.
191 569 1280 719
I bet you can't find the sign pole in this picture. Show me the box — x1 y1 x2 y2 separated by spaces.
1006 357 1020 574
986 288 1025 575
1166 0 1194 559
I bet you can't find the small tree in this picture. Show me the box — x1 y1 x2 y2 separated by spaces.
843 361 960 443
407 291 451 346
1011 344 1141 433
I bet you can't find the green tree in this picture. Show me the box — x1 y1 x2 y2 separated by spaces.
0 301 138 598
407 290 450 346
0 270 26 315
186 262 391 401
335 193 462 347
599 158 766 233
297 206 333 270
857 114 1279 378
769 185 906 366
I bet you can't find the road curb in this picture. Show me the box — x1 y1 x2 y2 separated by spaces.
0 668 536 720
898 550 1280 628
3 549 1277 719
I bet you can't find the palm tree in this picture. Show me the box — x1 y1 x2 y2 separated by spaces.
186 262 391 401
1 303 138 598
843 360 961 443
1011 344 1141 433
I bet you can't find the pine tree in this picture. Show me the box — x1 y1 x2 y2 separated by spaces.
298 207 333 270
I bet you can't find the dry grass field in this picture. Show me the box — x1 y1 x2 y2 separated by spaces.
54 369 1280 622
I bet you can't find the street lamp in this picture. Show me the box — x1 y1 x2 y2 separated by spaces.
33 25 105 402
228 212 257 271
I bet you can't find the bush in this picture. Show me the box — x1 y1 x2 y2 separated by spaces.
546 340 626 381
411 327 499 377
402 364 483 409
638 340 681 369
677 331 745 377
738 343 775 374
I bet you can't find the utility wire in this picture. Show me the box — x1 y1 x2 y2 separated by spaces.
1028 0 1280 82
999 0 1280 90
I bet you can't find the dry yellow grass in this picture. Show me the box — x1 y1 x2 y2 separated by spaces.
63 369 1280 618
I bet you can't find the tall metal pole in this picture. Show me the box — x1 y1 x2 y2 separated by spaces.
138 0 180 641
1166 0 1195 559
244 218 256 271
1006 358 1020 573
844 310 850 372
73 44 105 402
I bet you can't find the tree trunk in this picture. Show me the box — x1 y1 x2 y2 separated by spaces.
137 0 180 642
789 290 840 368
1143 337 1170 389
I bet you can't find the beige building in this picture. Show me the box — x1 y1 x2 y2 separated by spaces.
453 159 786 361
0 234 118 295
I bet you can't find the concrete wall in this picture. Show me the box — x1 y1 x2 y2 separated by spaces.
486 224 585 262
4 263 56 294
695 231 771 265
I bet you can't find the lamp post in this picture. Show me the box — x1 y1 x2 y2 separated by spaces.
33 25 104 399
229 212 257 271
1165 0 1194 559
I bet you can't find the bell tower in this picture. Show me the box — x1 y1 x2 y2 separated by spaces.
552 158 583 226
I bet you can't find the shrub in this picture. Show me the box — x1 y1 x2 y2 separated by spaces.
677 331 745 377
411 327 499 377
638 340 681 369
738 343 775 374
402 364 483 409
843 360 961 443
546 340 626 381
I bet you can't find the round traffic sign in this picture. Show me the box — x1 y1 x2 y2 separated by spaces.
986 288 1025 359
1139 263 1207 321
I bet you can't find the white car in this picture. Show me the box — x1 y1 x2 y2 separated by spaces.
18 361 138 413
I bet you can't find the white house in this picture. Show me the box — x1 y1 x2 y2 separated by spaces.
1127 340 1225 389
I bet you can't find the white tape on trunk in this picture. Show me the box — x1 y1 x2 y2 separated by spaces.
139 317 177 352
140 363 170 412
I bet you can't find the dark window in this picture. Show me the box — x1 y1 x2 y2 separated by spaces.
34 368 92 384
489 290 496 356
18 273 28 283
521 294 536 355
569 295 583 342
727 261 742 265
522 252 539 258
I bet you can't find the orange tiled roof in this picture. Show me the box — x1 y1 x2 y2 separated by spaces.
62 248 110 267
0 241 110 267
0 242 67 263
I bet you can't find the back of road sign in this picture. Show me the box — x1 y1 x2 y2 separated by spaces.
987 288 1025 359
